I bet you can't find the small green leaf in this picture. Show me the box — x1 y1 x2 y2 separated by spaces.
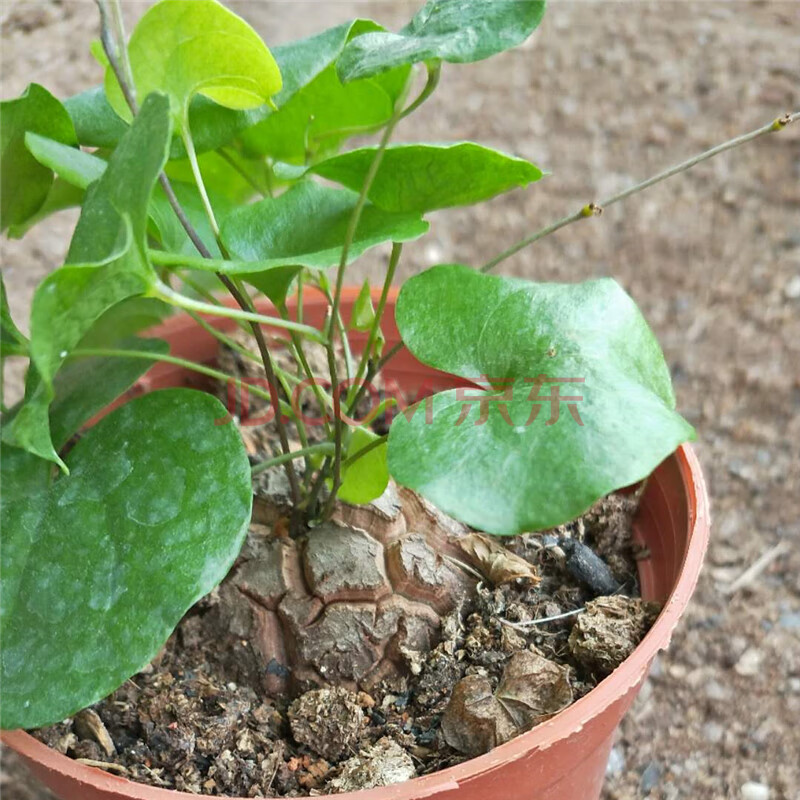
48 337 169 449
77 299 172 349
35 93 171 387
3 94 171 466
64 86 129 149
149 180 233 258
240 21 410 164
388 264 694 534
25 132 106 190
337 0 546 82
312 143 543 213
348 280 376 331
338 427 389 505
6 180 85 239
24 133 229 256
220 180 429 271
242 267 303 307
0 84 77 231
1 274 28 359
105 0 281 128
0 389 252 730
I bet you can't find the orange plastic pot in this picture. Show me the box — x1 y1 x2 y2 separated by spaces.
2 288 710 800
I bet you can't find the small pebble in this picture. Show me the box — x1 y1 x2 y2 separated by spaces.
640 761 663 792
606 746 626 776
741 781 770 800
734 648 763 677
705 680 732 702
778 611 800 630
783 275 800 299
703 721 724 744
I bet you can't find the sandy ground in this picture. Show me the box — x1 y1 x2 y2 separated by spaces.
2 1 799 798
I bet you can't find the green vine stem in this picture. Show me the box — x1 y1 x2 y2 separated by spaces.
481 110 800 273
250 442 336 476
321 65 440 519
342 433 388 469
346 242 402 409
68 348 292 415
96 2 307 506
151 279 326 342
184 309 262 365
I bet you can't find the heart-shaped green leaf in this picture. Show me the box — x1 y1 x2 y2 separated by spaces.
311 143 544 213
220 181 428 298
0 337 166 631
388 264 694 534
104 0 281 129
69 18 408 158
337 0 546 82
2 93 171 466
240 20 410 164
0 388 252 730
0 84 77 231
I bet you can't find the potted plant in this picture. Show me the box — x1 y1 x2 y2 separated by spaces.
0 0 793 797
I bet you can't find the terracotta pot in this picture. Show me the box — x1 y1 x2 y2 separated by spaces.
2 288 710 800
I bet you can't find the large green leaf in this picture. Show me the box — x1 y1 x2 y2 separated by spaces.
388 264 694 534
104 0 281 128
2 93 171 466
337 0 546 82
0 337 167 631
0 389 252 730
220 181 428 296
69 18 407 158
240 20 410 164
0 84 77 231
312 143 543 213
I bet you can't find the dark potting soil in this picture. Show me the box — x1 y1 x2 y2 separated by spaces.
33 336 661 795
34 491 659 796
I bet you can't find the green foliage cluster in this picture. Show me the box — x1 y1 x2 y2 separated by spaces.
0 0 692 730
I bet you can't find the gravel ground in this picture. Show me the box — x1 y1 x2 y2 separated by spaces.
2 1 799 798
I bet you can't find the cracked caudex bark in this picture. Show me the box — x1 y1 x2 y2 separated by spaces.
207 473 478 695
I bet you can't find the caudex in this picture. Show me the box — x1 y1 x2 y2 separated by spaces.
0 0 796 733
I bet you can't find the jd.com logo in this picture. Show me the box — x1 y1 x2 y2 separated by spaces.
215 374 585 428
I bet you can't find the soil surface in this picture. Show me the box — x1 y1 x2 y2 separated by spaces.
2 1 800 799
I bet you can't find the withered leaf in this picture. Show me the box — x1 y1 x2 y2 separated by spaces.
458 532 539 585
441 649 572 756
495 649 573 728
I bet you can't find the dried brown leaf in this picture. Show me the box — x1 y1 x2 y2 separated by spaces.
458 533 540 585
441 649 571 756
